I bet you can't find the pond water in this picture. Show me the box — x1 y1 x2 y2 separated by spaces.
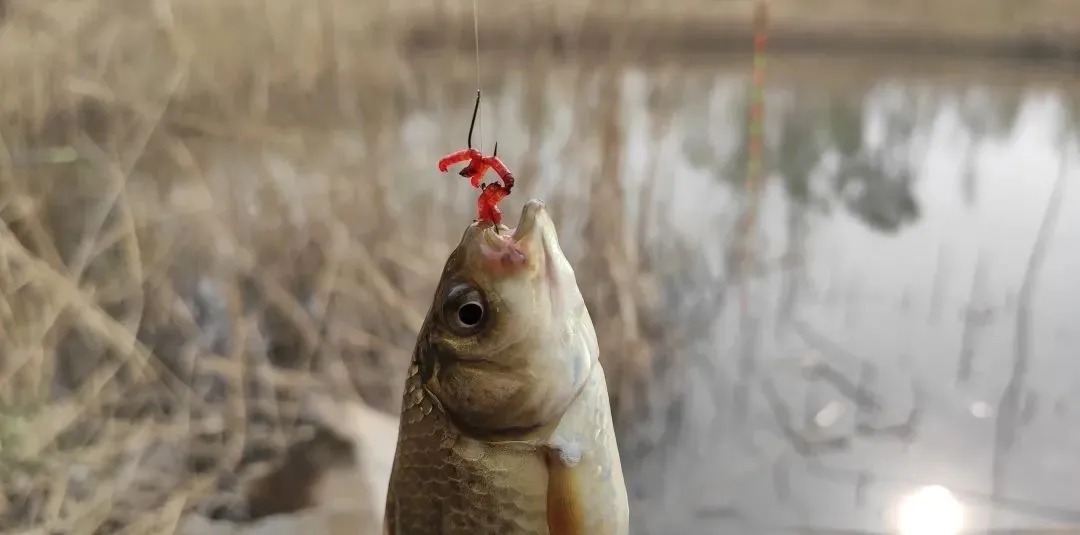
382 56 1080 534
617 84 1080 534
180 54 1080 533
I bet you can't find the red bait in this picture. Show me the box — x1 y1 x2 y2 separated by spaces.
437 91 516 226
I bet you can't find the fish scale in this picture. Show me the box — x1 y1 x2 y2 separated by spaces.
387 364 550 534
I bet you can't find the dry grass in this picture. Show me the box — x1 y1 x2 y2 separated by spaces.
0 0 1078 532
0 1 669 532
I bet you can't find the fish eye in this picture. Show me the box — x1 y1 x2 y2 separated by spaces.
444 284 487 334
457 301 484 327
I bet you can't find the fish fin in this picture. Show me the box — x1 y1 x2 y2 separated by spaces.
545 440 584 535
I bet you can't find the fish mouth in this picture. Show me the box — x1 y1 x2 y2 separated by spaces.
510 199 549 244
510 199 561 272
468 199 562 279
511 199 568 311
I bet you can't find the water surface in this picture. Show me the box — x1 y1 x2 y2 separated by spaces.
589 59 1080 534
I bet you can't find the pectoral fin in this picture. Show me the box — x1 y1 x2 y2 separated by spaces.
545 440 584 535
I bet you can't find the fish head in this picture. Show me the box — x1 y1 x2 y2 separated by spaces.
417 199 598 435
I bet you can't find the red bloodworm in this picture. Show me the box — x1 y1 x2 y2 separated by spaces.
436 91 517 224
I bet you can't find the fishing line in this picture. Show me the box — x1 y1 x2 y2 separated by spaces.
471 0 484 152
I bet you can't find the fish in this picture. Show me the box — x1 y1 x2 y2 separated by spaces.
383 199 629 535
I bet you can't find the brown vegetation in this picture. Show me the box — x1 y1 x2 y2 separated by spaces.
0 1 659 531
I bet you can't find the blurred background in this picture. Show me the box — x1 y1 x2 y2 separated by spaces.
1 0 1079 533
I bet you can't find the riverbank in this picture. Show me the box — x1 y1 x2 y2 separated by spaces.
407 0 1080 62
1 0 1078 137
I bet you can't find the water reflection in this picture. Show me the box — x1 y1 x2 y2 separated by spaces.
549 63 1079 534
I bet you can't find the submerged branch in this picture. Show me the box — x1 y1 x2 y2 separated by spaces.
989 139 1072 516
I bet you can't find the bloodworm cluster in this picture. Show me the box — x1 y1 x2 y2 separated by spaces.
436 92 516 226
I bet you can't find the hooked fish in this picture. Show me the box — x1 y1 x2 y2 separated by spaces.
383 199 629 535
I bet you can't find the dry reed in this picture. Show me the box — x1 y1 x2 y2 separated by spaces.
0 1 663 531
